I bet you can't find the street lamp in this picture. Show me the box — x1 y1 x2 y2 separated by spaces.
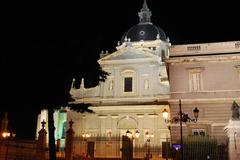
126 130 132 139
193 107 200 121
82 133 91 139
135 130 140 139
145 131 154 159
162 99 199 160
126 130 140 139
82 132 90 156
123 130 139 160
2 132 10 138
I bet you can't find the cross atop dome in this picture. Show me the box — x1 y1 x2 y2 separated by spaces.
142 0 149 11
138 0 152 24
120 0 167 43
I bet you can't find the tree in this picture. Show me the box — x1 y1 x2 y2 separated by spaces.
33 56 108 160
42 57 108 160
1 1 109 160
1 54 108 160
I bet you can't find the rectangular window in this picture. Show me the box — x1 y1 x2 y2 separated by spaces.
188 68 204 92
190 72 202 91
124 77 133 92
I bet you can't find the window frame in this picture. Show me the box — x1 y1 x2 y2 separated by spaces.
188 68 204 92
121 69 135 95
124 77 133 92
192 128 206 136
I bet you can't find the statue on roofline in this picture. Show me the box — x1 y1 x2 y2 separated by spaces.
231 101 240 120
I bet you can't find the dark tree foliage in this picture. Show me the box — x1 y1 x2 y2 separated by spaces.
1 1 109 160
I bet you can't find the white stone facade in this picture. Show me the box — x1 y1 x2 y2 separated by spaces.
68 39 171 147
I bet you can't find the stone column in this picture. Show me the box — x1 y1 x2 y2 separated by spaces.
65 120 75 160
224 120 240 160
36 120 47 160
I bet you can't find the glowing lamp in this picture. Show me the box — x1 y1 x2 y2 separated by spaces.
126 130 132 138
162 109 169 120
135 130 140 138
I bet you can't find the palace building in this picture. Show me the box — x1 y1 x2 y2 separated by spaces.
36 0 240 159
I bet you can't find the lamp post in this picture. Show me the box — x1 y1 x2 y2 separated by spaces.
82 133 91 140
126 130 140 149
162 99 199 160
145 131 154 160
125 130 139 160
122 130 138 160
82 132 90 156
179 99 183 160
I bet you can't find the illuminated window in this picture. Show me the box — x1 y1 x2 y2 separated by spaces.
188 68 204 92
124 77 133 92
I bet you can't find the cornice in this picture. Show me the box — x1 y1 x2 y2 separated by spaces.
70 95 170 106
168 97 240 104
170 41 240 57
100 58 162 65
166 53 240 64
89 105 169 112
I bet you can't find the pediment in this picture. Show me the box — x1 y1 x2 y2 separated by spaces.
99 47 157 62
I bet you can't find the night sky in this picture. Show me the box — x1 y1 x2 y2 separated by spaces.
1 0 239 139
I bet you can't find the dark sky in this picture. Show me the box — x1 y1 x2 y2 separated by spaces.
1 0 239 139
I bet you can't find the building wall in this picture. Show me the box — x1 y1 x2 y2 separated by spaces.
168 41 240 143
67 105 170 146
169 59 240 99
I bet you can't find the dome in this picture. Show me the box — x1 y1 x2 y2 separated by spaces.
120 0 167 43
121 23 167 43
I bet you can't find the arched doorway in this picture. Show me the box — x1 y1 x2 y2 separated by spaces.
117 115 138 135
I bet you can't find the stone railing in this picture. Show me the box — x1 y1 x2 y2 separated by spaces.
170 41 240 57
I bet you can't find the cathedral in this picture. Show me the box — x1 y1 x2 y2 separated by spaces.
36 0 240 159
